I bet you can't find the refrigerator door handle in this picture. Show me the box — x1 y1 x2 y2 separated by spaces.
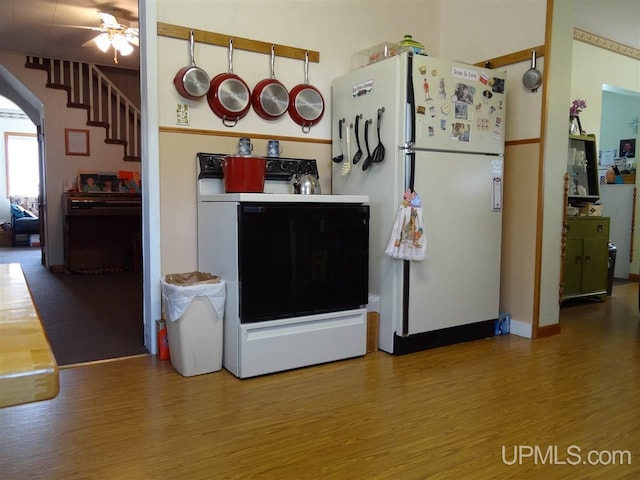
399 142 415 154
406 52 416 145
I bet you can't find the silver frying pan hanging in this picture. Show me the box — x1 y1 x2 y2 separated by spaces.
522 50 542 92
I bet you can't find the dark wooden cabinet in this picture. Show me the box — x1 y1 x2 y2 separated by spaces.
62 193 141 273
562 216 610 301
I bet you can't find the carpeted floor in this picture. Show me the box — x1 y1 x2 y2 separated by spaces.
0 246 147 365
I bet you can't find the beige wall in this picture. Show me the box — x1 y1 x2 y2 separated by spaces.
0 52 140 266
500 142 540 335
158 132 331 274
156 1 441 140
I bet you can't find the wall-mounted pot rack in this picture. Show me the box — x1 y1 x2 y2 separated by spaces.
475 45 545 69
157 22 320 63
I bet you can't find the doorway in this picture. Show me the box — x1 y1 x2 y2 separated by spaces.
0 72 146 365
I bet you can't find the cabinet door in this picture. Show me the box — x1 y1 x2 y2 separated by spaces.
563 237 584 296
562 217 610 299
581 237 609 294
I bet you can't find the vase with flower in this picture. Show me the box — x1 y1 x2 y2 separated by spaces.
569 98 587 135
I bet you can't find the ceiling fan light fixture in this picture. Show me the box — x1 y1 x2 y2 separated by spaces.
111 33 128 50
94 33 111 52
118 41 134 56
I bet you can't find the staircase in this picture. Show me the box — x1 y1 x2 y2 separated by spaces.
25 57 141 162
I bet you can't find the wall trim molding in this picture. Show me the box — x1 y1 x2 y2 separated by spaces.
574 28 640 60
158 126 331 144
534 322 561 339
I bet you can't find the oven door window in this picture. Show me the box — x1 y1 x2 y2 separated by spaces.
238 203 369 323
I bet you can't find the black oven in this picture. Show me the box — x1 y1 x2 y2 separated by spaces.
237 202 369 323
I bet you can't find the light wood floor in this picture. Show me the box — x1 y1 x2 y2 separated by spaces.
1 284 639 479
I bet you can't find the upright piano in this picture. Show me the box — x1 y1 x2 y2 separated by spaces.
62 192 141 273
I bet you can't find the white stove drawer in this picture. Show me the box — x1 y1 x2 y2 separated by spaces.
236 309 367 378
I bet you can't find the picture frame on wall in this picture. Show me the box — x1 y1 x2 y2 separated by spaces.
619 138 635 159
65 129 90 156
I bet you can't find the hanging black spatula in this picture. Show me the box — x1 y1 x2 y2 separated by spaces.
372 107 385 163
362 119 373 171
352 114 363 165
332 118 344 163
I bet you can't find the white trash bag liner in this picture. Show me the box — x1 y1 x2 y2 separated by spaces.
161 272 226 322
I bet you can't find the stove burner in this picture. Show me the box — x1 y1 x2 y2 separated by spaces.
197 153 318 181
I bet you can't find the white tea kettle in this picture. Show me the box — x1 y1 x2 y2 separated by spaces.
292 173 321 195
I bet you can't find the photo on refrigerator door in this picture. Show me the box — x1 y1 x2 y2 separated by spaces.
453 82 474 104
451 122 471 142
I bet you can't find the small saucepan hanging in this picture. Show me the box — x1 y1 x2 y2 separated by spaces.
207 39 251 127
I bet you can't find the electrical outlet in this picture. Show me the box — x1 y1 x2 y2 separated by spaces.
176 103 190 125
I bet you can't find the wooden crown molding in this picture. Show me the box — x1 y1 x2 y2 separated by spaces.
574 28 640 60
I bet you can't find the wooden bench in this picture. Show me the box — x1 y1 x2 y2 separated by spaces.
0 263 59 408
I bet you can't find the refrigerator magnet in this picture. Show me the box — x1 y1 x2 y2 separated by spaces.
419 65 427 75
438 78 447 98
441 103 450 115
417 105 426 115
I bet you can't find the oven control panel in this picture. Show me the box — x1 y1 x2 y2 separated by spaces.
197 153 318 182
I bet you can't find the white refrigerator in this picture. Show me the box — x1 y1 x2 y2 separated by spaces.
331 52 506 354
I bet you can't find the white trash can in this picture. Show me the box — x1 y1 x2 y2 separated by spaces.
161 273 226 377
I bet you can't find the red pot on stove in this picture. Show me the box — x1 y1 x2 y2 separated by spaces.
223 155 267 193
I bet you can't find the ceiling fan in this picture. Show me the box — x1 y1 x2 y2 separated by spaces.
57 11 139 64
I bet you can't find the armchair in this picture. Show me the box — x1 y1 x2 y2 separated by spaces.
10 204 40 247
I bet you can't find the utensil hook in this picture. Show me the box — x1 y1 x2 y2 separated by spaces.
228 38 235 74
304 51 309 85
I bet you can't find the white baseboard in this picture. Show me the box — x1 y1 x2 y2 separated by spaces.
509 318 533 338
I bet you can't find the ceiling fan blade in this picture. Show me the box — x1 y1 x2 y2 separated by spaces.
126 36 139 47
49 24 104 32
125 27 139 37
81 35 101 48
98 12 119 28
